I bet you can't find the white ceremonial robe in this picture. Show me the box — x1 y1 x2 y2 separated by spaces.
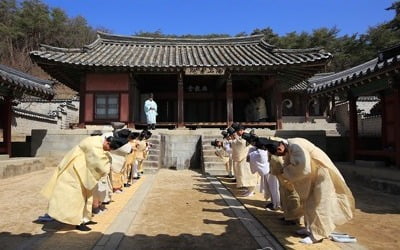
144 99 158 124
248 147 280 208
231 134 257 188
282 138 355 240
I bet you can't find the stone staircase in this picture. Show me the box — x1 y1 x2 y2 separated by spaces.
142 133 161 174
201 135 228 176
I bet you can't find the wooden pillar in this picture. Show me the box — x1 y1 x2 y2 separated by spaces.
304 95 310 123
274 85 283 129
177 72 184 128
1 97 12 155
330 94 336 121
78 76 86 128
348 95 358 162
226 73 233 126
128 74 136 129
393 89 400 167
380 92 387 147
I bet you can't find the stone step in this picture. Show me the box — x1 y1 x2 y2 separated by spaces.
0 155 10 160
202 145 217 150
0 157 47 179
204 161 226 169
202 135 224 140
204 169 230 176
148 149 160 156
146 155 159 161
142 160 159 168
148 144 159 150
370 178 400 195
143 168 159 174
202 149 217 156
203 155 223 162
147 139 160 145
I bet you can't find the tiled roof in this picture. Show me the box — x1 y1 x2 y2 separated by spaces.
31 32 331 69
308 45 400 96
287 72 335 92
0 64 55 99
13 107 57 122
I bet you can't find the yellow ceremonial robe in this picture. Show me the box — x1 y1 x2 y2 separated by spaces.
282 138 355 240
231 134 257 188
269 154 302 221
41 136 111 225
135 140 147 172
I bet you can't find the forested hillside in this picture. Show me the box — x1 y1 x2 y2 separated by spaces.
1 0 400 96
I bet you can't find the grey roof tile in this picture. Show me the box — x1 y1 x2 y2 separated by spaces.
31 32 331 69
0 64 54 99
308 45 400 95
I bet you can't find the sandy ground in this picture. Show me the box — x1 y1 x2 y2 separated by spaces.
119 169 260 250
0 168 146 250
0 167 399 249
219 175 400 250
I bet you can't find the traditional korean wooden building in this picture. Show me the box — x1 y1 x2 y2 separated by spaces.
309 45 400 166
0 64 54 155
30 32 331 129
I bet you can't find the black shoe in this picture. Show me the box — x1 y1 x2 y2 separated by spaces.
76 224 92 231
265 203 274 209
124 183 131 188
85 221 98 225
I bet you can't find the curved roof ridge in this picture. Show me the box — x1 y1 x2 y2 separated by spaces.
0 64 55 99
310 58 377 85
38 44 84 53
96 31 264 45
0 64 54 86
273 47 329 54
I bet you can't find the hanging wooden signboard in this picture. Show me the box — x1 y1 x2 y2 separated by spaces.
185 67 225 75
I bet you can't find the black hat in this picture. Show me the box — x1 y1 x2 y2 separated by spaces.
255 137 280 153
139 129 152 140
108 136 129 150
221 130 228 138
231 122 244 132
113 128 131 139
226 127 235 135
144 130 152 139
242 132 258 144
128 132 140 140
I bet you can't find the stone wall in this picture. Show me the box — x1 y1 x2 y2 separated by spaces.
160 134 202 170
359 115 382 136
11 100 79 136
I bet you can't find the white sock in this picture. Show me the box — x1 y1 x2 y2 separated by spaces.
299 236 314 244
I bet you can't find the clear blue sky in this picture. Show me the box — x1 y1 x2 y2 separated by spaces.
42 0 395 37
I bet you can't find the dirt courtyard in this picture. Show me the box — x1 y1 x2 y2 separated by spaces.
0 167 399 249
219 173 400 250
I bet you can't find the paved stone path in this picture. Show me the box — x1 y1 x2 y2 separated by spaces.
116 169 277 250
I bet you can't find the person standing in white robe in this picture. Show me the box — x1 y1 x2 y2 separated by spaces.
144 93 158 130
247 139 280 210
